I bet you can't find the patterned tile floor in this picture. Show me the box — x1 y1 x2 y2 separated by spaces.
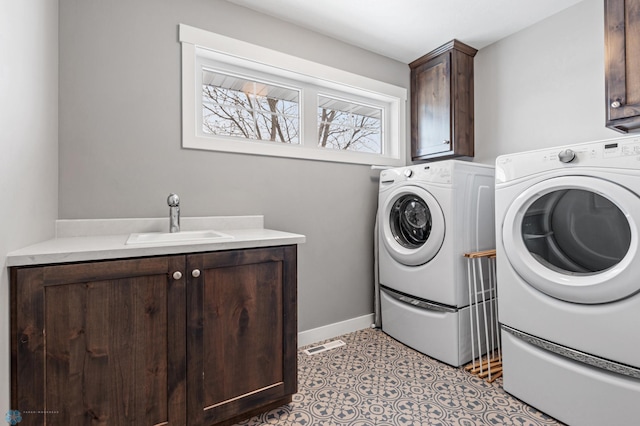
235 328 564 426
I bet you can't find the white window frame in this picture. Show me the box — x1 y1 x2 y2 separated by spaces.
179 24 406 166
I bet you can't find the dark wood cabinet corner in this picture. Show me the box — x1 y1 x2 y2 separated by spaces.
605 0 640 133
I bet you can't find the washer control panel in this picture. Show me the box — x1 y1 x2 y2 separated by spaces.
380 162 453 185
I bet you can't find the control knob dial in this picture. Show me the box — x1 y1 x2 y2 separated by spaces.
558 149 576 163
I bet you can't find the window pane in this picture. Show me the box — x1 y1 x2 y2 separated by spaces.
317 95 382 153
202 69 300 144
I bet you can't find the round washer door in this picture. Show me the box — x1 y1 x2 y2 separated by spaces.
381 185 445 266
502 175 640 304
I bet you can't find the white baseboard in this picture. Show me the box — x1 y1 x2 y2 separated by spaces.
298 313 375 347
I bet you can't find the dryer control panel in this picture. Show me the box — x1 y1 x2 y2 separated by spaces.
496 136 640 183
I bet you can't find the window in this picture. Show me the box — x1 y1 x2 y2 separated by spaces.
202 69 300 143
180 24 406 166
317 95 382 153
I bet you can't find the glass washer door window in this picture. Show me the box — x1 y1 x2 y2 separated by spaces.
503 176 640 304
381 186 445 266
390 195 432 249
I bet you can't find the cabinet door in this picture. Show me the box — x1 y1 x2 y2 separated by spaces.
186 246 297 426
411 52 452 158
11 256 187 426
605 0 640 132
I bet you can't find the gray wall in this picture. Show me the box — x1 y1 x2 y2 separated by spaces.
474 0 618 164
58 0 410 332
1 0 59 414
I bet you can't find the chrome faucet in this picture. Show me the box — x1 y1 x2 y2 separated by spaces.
167 193 180 233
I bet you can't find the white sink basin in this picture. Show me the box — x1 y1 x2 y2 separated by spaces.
126 230 234 245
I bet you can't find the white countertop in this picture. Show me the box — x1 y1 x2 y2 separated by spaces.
6 216 306 267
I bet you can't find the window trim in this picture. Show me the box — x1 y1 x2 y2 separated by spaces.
179 24 406 166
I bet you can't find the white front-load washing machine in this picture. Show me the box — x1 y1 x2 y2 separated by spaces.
496 136 640 426
378 160 495 366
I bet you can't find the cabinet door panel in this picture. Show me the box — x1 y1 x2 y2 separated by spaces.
12 257 186 426
204 262 283 405
187 246 297 425
46 277 168 425
11 268 45 424
413 53 451 158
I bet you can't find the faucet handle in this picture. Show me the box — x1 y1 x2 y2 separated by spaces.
167 193 180 207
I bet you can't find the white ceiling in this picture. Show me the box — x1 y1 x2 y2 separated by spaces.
225 0 585 63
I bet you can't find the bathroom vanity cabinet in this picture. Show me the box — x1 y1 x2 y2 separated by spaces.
10 245 297 426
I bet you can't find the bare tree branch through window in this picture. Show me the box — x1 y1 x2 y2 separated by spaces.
202 70 300 143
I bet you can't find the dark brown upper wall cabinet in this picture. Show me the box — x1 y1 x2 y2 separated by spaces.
410 39 477 161
605 0 640 133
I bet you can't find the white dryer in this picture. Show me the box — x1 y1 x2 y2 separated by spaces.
378 160 495 366
495 136 640 426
